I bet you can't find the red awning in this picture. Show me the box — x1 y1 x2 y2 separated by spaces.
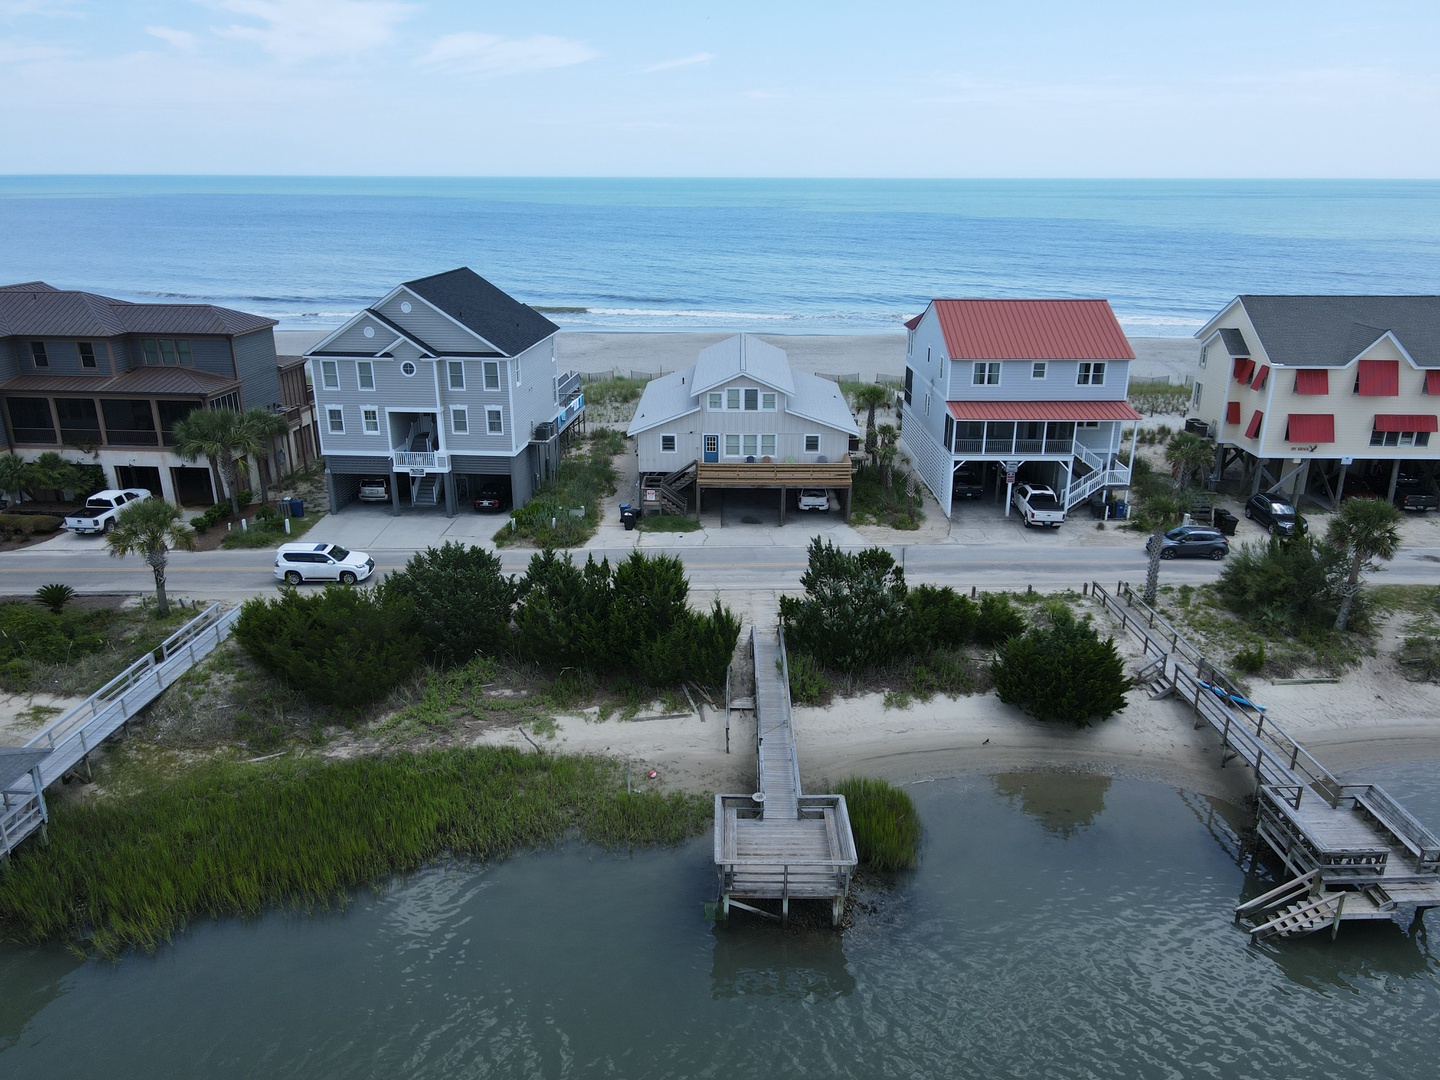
1426 370 1440 395
945 400 1142 422
1356 359 1400 396
1294 369 1329 395
1225 401 1241 424
1244 410 1264 438
1374 414 1439 432
1249 364 1270 391
1233 358 1255 383
1285 414 1335 442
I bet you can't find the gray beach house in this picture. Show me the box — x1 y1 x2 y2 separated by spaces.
306 268 584 515
626 334 857 520
0 281 318 505
899 299 1142 517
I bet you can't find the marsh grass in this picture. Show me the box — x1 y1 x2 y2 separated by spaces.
835 776 921 872
0 748 710 956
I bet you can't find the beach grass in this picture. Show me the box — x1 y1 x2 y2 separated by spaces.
835 776 921 871
1127 378 1190 416
0 748 711 956
494 435 619 548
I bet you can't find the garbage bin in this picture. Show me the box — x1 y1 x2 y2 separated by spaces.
618 502 632 521
1213 507 1237 536
289 498 304 518
621 509 637 531
1111 501 1128 520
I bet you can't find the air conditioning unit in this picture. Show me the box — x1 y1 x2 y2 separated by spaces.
532 421 557 441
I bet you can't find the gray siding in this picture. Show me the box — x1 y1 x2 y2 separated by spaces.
946 358 1133 401
0 339 16 381
505 339 560 444
376 289 504 354
318 320 398 355
233 329 281 410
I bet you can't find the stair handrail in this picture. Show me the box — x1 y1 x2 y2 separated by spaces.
1234 868 1321 918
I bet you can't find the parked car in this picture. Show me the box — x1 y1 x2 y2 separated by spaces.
357 476 390 502
274 543 375 585
1394 469 1438 512
1243 494 1307 536
1150 525 1229 560
472 482 506 512
63 488 151 534
1012 483 1065 527
951 465 984 500
797 488 830 512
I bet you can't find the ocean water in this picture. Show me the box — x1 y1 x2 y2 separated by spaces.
2 177 1440 336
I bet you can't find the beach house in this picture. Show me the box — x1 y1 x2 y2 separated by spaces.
0 282 317 505
626 334 857 520
899 299 1142 517
305 268 584 515
1189 296 1440 506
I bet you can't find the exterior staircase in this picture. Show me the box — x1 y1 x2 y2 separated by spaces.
643 459 697 515
412 475 439 506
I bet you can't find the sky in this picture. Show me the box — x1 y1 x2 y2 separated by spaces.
1 0 1438 177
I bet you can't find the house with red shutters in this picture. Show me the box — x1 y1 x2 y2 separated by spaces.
1189 296 1440 505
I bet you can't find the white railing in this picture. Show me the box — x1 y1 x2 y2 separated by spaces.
392 451 448 471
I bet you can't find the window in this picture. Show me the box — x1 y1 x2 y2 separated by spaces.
744 388 759 411
1031 362 1047 380
447 360 465 390
142 339 192 366
742 434 759 457
483 361 500 390
904 367 914 405
320 360 339 389
725 434 741 456
708 392 723 410
924 392 931 415
78 342 97 369
400 360 417 377
357 361 375 390
761 392 776 410
326 406 344 434
660 434 677 453
804 434 820 453
760 434 776 457
1370 430 1431 447
362 407 380 434
30 342 48 368
972 362 1000 386
486 407 503 435
727 389 741 410
1077 362 1106 386
450 406 468 434
209 391 240 412
1192 382 1203 409
926 347 932 366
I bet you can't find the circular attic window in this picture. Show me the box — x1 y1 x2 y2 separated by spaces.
363 325 375 338
401 361 417 377
400 301 412 313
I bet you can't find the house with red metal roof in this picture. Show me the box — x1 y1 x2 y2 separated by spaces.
1189 296 1440 507
899 299 1142 518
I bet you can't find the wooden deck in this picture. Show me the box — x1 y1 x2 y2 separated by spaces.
714 622 857 926
696 461 853 488
1094 581 1440 939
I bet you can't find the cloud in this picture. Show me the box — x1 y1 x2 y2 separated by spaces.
415 31 596 78
147 25 196 50
211 0 414 62
641 52 713 74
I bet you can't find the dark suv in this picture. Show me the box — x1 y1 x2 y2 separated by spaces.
951 465 984 500
1244 494 1307 536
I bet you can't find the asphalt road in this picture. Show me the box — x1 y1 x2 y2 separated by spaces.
3 539 1437 602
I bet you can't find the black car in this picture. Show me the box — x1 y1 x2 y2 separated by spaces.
472 483 506 512
1151 525 1229 560
1394 468 1438 512
951 465 984 500
1244 494 1307 536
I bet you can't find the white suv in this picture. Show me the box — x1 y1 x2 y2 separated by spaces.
797 489 830 512
274 543 375 585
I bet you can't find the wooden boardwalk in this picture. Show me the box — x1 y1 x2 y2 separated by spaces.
715 622 857 926
0 603 240 862
1095 581 1440 939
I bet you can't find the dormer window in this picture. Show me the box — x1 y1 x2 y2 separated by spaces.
142 339 192 366
29 342 48 368
78 342 97 369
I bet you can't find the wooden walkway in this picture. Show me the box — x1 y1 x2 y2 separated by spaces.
0 603 240 861
1094 581 1440 939
715 622 857 926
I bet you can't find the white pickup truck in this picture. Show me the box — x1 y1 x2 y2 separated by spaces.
63 488 151 534
1012 483 1065 527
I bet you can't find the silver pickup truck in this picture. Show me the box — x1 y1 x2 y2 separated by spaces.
63 488 151 534
1012 483 1066 527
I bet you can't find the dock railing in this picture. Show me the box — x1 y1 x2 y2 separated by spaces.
774 622 804 804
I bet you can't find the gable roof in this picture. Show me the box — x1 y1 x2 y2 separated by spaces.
0 366 239 397
925 299 1134 361
402 268 558 357
1233 296 1440 368
0 282 275 338
691 334 795 396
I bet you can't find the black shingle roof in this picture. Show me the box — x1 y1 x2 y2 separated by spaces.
1239 295 1440 368
0 283 275 338
402 268 558 357
1217 327 1250 357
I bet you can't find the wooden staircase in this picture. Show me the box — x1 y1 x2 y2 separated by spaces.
643 459 697 515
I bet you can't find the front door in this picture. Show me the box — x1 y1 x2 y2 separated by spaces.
703 434 719 463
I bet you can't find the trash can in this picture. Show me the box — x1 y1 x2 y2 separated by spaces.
618 502 632 521
289 498 304 518
1111 501 1128 520
1213 507 1237 536
621 509 637 531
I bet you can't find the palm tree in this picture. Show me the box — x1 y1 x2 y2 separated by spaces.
1164 432 1213 490
1141 491 1186 604
172 408 247 518
105 499 195 616
875 423 900 492
241 407 292 506
852 383 892 461
29 451 75 502
1328 498 1402 632
0 453 30 505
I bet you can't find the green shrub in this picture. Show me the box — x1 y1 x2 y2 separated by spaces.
497 446 618 548
1232 643 1267 673
0 603 106 665
234 586 424 710
835 776 921 871
907 584 977 649
34 583 76 614
0 513 62 535
991 607 1131 726
786 650 832 705
974 592 1026 646
380 542 520 666
590 427 627 456
1215 536 1347 635
779 539 913 673
0 657 29 692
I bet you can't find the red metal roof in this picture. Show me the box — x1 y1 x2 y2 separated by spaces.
945 400 1141 422
926 300 1133 361
1374 413 1438 432
1357 359 1400 396
1294 369 1329 395
1285 413 1335 442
